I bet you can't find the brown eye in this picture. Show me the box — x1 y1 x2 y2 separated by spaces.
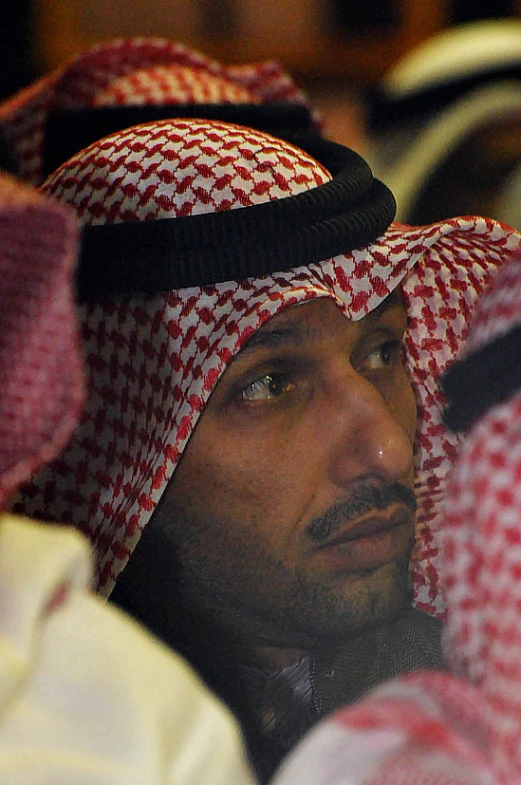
362 340 402 372
241 374 293 402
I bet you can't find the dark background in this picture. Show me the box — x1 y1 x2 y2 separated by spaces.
1 0 519 100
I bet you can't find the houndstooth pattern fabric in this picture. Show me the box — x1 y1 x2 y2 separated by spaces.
402 220 519 618
92 64 255 107
271 251 521 785
271 671 495 785
459 252 521 354
441 253 521 781
14 118 521 604
0 172 83 508
0 36 317 185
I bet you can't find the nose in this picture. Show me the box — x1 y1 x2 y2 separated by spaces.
329 373 414 488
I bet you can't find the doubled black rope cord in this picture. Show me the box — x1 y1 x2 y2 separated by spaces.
443 322 521 433
77 138 396 300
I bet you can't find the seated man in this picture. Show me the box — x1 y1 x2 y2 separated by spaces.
15 117 521 780
0 169 255 784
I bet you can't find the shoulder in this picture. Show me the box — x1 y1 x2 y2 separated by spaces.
382 606 445 671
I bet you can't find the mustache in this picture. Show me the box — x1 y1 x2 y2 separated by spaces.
306 482 417 545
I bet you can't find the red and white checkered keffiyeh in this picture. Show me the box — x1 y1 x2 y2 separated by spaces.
14 117 521 610
271 253 521 785
0 172 83 509
0 36 318 186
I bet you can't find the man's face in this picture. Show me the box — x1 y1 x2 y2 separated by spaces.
156 294 417 657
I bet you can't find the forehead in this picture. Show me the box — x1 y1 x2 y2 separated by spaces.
241 290 406 353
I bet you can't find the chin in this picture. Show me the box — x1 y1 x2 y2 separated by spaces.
324 559 413 632
267 562 413 650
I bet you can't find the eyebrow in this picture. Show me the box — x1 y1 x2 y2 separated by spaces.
242 291 404 353
243 321 310 352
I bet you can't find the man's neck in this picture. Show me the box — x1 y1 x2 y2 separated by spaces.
146 606 308 673
233 643 307 672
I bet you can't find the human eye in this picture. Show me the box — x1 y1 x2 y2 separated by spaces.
360 338 404 373
208 353 313 417
240 372 295 403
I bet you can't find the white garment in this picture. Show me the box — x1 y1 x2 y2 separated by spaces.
0 514 256 785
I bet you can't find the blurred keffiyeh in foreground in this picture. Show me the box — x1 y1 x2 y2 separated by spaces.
0 170 83 507
0 168 255 785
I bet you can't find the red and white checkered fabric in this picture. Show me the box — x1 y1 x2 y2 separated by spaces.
0 172 83 509
0 36 317 186
271 671 495 785
402 219 521 619
14 118 521 606
441 253 521 781
92 64 254 107
271 252 521 785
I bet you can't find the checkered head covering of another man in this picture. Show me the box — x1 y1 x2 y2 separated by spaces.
439 251 521 781
270 251 521 785
0 36 320 185
0 171 83 509
14 117 521 606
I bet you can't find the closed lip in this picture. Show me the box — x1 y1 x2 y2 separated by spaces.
317 506 412 550
313 506 413 573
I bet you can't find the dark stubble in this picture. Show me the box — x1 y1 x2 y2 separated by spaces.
158 479 417 652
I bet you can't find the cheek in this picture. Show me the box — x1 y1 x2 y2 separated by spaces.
171 424 317 550
174 429 278 507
